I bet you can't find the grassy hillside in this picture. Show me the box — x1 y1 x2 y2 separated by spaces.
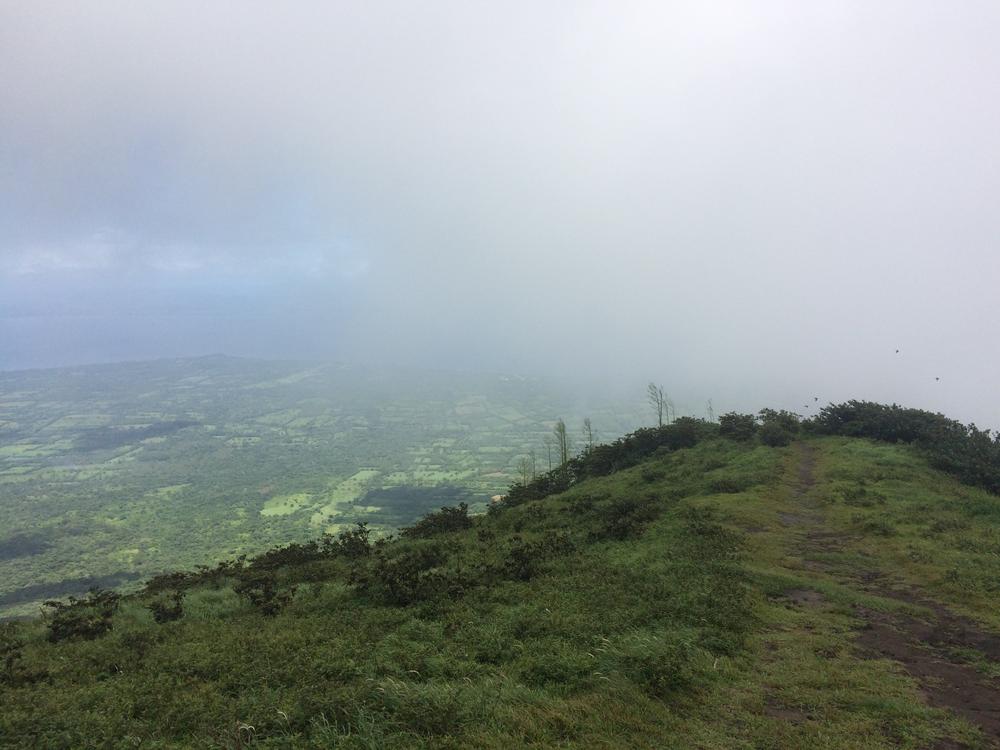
0 357 644 619
2 430 999 748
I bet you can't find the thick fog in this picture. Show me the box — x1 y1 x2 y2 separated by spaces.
1 2 999 426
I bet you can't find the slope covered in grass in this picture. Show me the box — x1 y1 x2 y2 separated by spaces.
2 432 1000 748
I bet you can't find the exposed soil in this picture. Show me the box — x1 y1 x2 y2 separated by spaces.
763 695 810 724
779 511 819 527
785 443 1000 748
782 588 827 608
855 597 1000 744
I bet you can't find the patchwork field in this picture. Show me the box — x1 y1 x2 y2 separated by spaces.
0 356 644 619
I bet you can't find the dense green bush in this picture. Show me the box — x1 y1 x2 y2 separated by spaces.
147 590 185 624
401 502 473 538
500 532 574 581
756 409 800 447
758 421 794 447
594 494 663 541
356 543 458 605
324 521 373 558
43 587 121 642
232 573 296 616
719 412 757 441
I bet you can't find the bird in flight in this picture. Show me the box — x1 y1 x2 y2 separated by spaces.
935 377 940 381
895 349 900 354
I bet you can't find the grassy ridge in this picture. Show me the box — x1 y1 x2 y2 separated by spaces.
4 433 1000 748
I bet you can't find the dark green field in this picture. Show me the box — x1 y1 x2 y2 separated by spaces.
0 356 644 619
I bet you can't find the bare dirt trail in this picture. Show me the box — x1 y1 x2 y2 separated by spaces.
785 443 1000 748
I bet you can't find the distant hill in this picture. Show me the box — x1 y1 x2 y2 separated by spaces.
2 405 999 748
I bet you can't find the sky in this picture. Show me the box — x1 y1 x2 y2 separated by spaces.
1 1 999 426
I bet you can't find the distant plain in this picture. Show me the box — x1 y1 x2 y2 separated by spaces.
0 356 643 618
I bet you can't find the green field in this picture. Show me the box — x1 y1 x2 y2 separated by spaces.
0 356 644 619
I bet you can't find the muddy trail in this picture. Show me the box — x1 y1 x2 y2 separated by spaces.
786 444 1000 748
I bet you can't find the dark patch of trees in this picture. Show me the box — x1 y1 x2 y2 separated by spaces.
355 485 474 527
74 420 200 451
0 572 141 608
0 532 52 561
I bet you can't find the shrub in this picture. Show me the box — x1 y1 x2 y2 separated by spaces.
249 541 323 572
758 421 794 447
758 408 801 433
233 573 297 616
43 587 121 643
719 412 757 441
325 522 372 559
357 544 455 605
147 590 185 624
641 467 665 483
0 623 46 687
594 494 662 541
143 571 193 595
402 503 473 538
501 532 574 581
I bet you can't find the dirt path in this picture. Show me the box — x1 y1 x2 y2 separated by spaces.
786 443 1000 748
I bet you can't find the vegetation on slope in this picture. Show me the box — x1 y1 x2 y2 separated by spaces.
2 404 999 748
809 400 1000 494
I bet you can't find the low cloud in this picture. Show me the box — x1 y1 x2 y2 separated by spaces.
1 2 998 426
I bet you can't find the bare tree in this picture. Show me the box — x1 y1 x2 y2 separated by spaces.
543 435 553 471
553 419 570 466
517 455 533 486
582 417 594 451
647 382 667 427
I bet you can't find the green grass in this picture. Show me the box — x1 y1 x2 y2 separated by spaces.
2 436 999 747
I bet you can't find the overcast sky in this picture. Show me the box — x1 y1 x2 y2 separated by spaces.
1 1 998 425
